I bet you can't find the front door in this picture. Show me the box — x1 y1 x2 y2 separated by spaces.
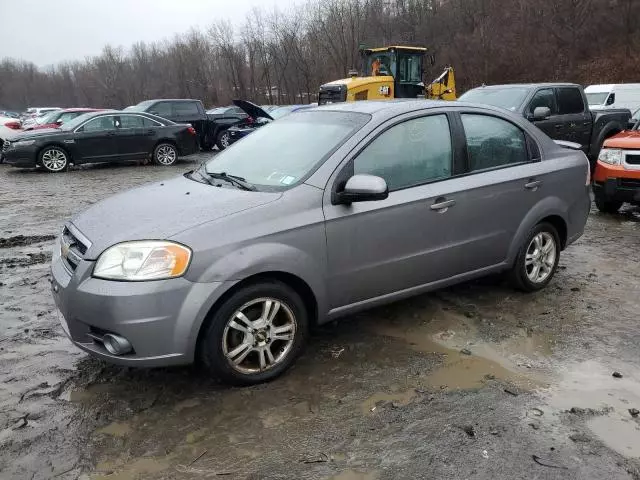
73 115 118 162
115 114 157 159
323 113 466 309
555 86 592 152
528 88 565 139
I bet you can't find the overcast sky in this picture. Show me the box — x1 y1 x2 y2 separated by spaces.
1 0 298 67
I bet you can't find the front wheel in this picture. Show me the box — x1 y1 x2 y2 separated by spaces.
39 146 69 172
509 223 560 292
216 130 231 150
199 281 308 385
594 189 622 214
153 143 178 166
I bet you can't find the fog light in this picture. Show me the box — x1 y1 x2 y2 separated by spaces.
102 334 133 355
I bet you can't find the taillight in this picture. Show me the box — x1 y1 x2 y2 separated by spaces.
5 121 21 130
187 126 196 135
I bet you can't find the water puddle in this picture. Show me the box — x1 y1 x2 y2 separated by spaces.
361 389 417 413
329 470 377 480
542 359 640 458
60 383 115 402
371 308 551 391
96 421 131 437
91 456 171 480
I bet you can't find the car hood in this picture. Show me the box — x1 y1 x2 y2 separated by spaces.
12 128 66 140
232 99 273 120
603 130 640 149
71 174 282 258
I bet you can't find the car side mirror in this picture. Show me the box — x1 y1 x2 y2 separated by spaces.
336 174 388 204
55 120 63 125
533 106 551 121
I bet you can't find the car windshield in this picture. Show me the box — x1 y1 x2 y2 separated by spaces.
459 87 530 111
60 113 97 131
586 92 609 106
202 111 369 190
269 106 296 119
38 111 60 124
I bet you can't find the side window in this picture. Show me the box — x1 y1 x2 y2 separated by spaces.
119 115 145 129
397 55 422 83
557 88 585 114
461 114 528 171
81 116 116 132
151 102 173 118
528 89 557 116
606 93 615 106
173 101 200 116
353 114 452 191
142 117 161 127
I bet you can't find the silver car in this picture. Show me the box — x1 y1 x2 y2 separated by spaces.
51 100 591 384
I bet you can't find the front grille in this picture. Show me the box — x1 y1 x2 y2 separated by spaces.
318 84 347 105
2 140 10 152
61 226 88 272
625 154 640 165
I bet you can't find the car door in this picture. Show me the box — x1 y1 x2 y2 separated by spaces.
556 86 592 152
115 114 157 159
527 88 564 139
73 115 118 161
323 112 477 309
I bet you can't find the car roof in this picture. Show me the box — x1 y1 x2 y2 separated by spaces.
139 99 201 103
61 108 103 112
466 83 581 90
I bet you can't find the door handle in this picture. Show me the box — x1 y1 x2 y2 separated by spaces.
525 180 542 190
430 198 456 212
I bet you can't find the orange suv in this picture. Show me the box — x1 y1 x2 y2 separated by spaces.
593 119 640 213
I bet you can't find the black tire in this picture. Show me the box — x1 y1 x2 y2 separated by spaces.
509 222 561 292
38 146 69 173
152 142 178 166
594 189 622 214
199 281 309 385
216 130 231 150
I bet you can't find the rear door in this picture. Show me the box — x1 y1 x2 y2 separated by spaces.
556 86 592 152
115 114 159 158
73 115 118 161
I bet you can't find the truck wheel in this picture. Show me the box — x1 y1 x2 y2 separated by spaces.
198 281 308 385
216 130 231 150
594 190 622 213
509 222 560 292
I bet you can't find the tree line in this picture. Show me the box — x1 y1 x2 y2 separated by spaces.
0 0 639 110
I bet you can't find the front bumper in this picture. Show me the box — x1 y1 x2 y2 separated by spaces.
593 161 640 203
3 145 38 167
51 239 232 367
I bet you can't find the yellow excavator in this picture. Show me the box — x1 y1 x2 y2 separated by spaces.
318 46 456 105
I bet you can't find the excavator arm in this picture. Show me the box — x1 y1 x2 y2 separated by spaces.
426 66 457 101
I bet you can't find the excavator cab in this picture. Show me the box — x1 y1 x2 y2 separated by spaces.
318 45 456 104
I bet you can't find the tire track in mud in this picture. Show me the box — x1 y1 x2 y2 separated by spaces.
0 235 56 249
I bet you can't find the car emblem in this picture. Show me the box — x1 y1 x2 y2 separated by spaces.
61 241 70 259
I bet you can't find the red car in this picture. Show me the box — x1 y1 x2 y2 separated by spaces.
24 108 104 131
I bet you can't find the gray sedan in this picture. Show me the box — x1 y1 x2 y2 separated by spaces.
51 100 591 385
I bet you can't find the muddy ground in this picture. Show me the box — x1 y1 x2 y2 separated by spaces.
1 156 640 480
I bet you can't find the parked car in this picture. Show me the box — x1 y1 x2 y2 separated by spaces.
23 108 105 131
226 101 315 146
2 111 198 172
585 84 640 112
0 114 21 130
129 99 245 151
50 100 590 385
459 83 632 169
21 107 62 126
592 119 640 213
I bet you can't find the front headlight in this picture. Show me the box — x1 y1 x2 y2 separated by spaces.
598 148 623 165
14 140 36 147
93 241 191 281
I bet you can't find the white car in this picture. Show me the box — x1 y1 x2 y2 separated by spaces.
21 107 62 127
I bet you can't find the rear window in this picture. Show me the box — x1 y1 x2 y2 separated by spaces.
557 88 585 114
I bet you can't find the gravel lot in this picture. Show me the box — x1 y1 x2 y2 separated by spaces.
1 155 640 480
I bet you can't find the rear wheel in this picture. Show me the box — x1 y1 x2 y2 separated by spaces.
509 222 560 292
199 281 308 385
39 146 69 173
216 130 231 150
594 189 622 214
153 143 177 166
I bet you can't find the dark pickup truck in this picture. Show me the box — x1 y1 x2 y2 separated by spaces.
459 83 633 168
127 99 245 150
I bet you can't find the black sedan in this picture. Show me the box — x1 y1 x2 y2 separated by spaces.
2 111 199 172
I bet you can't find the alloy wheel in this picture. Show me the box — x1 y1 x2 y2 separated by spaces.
220 133 230 148
41 149 67 172
525 232 557 284
222 297 297 374
156 145 177 165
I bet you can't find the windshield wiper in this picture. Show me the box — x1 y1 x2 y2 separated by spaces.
204 171 256 191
